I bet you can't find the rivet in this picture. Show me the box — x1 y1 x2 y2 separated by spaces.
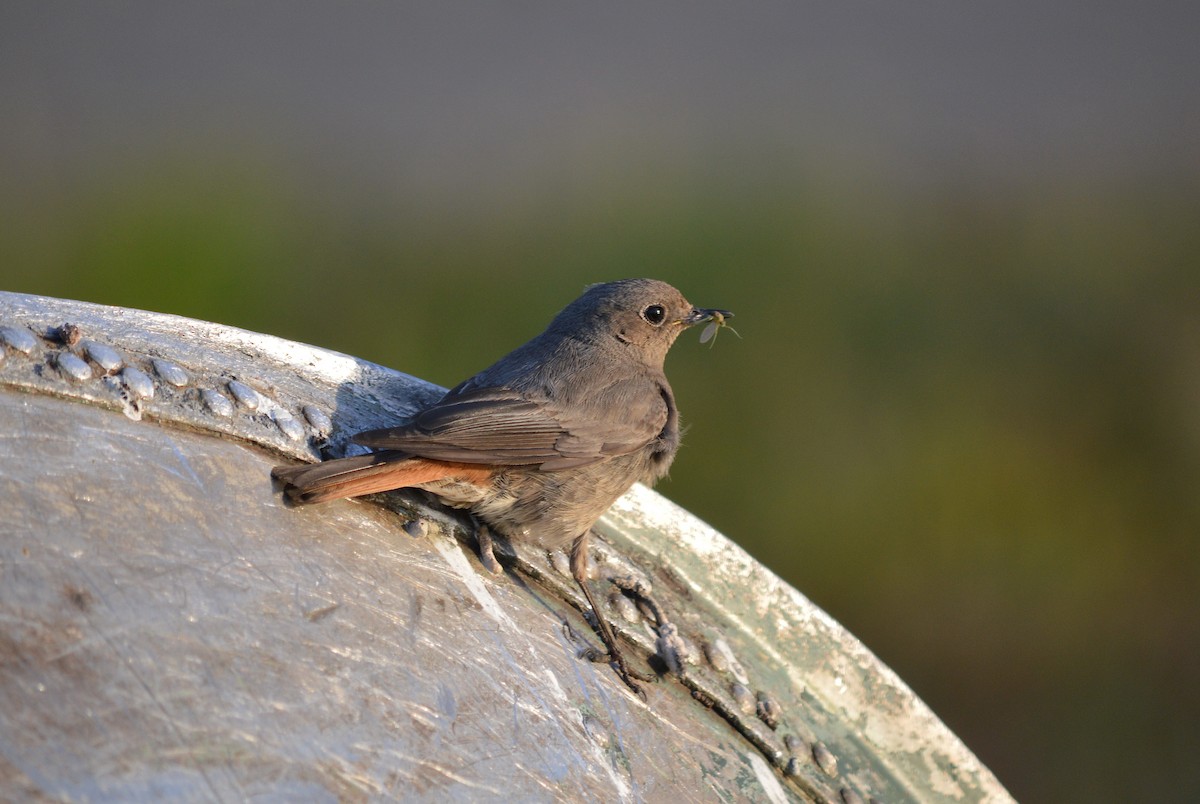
784 757 802 777
0 326 37 354
704 641 730 673
81 340 123 373
56 323 82 347
755 691 781 730
151 358 189 387
840 789 863 804
703 637 748 683
120 367 155 400
227 380 260 410
302 404 332 434
272 409 305 441
56 352 92 381
812 741 838 777
201 389 234 418
608 592 641 624
730 683 755 715
784 734 805 755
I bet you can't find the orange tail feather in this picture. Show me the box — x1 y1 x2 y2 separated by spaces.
272 451 493 505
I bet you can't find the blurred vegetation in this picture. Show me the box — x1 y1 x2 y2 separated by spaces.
2 157 1197 802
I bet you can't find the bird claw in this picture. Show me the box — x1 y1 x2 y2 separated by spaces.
475 522 503 574
562 619 654 696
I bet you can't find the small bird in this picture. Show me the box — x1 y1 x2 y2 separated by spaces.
272 278 731 692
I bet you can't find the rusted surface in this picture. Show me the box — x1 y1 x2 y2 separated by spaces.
0 292 1014 802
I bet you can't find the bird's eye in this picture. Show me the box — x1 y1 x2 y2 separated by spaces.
642 304 666 325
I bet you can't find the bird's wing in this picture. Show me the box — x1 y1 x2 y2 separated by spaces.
352 382 668 470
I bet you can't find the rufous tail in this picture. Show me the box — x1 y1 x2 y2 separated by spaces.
271 451 491 505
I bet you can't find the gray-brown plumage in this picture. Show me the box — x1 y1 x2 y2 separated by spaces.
272 278 731 692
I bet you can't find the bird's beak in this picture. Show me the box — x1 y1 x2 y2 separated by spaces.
682 307 734 327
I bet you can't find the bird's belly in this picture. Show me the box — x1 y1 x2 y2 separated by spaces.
468 454 655 550
414 448 665 551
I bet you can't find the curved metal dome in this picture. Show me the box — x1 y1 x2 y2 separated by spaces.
0 291 1012 802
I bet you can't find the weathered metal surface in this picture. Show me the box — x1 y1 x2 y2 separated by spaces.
0 292 1014 802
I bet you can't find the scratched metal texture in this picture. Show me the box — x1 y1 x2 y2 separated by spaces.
0 292 1014 803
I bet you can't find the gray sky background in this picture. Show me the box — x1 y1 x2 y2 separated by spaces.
3 2 1197 206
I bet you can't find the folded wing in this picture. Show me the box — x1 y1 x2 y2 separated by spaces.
352 383 667 470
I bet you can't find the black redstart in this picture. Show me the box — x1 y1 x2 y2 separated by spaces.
272 278 732 692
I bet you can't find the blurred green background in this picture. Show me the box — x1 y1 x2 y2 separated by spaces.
3 5 1198 801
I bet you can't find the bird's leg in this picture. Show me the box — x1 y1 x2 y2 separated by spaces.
474 521 502 575
570 531 654 695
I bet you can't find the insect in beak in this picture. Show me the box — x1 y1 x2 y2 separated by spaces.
686 308 738 347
